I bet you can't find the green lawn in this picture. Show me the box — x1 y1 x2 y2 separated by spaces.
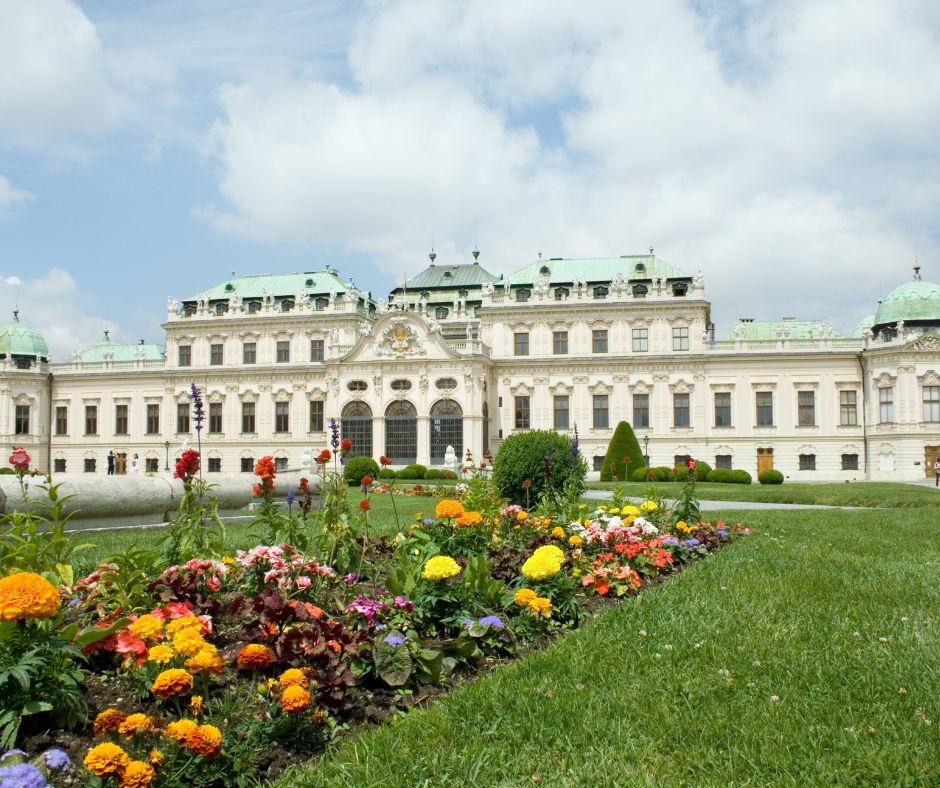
586 480 940 508
281 507 940 787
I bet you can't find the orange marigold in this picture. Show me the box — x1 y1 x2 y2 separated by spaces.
280 685 311 713
119 713 154 738
84 742 130 776
0 572 60 621
172 629 206 657
148 750 163 767
117 760 155 788
165 615 201 639
129 614 164 640
185 649 224 676
279 668 308 689
94 709 126 736
434 499 464 519
237 644 274 670
513 588 537 607
151 669 193 699
189 695 204 716
163 719 198 744
186 724 223 758
455 511 483 527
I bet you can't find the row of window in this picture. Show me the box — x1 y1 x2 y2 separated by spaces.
59 456 287 474
179 339 326 367
587 452 862 472
513 328 688 356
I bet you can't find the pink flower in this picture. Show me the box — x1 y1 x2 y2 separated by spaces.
296 576 312 589
206 576 221 592
264 569 278 584
9 448 30 468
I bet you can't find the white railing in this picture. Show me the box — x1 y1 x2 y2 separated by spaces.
704 338 864 353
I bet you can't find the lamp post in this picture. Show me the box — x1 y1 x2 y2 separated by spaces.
643 433 650 468
164 441 170 473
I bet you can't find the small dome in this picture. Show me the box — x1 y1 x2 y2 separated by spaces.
851 314 875 338
0 311 48 359
873 280 940 327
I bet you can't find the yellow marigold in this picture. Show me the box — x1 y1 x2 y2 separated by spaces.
455 511 483 527
551 526 565 539
623 505 640 517
186 724 222 758
597 505 607 511
609 508 620 515
639 500 658 513
237 644 274 670
516 511 528 522
528 597 552 617
119 713 154 738
514 588 537 606
94 709 126 736
279 668 309 689
148 750 163 767
166 616 201 639
84 742 130 776
280 684 311 713
147 645 174 664
129 615 164 641
189 696 204 716
151 669 193 700
414 512 424 519
117 760 155 788
532 544 565 565
172 629 206 657
521 555 560 581
0 572 60 621
422 556 461 581
568 535 583 548
221 556 234 564
185 649 224 676
435 500 464 519
163 719 198 744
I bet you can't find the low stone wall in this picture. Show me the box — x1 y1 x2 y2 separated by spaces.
0 471 318 531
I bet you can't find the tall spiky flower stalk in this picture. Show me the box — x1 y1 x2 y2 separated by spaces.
190 383 205 485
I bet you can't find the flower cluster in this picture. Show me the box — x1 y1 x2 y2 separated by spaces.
455 511 483 527
422 556 461 581
521 545 565 581
0 572 60 621
435 499 464 519
237 644 274 670
253 456 277 496
174 449 200 481
235 543 335 591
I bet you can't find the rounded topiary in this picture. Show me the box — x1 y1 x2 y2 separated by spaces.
379 468 398 479
692 460 712 482
707 468 735 484
492 429 588 505
732 469 752 485
399 464 428 480
426 469 442 480
344 456 379 484
599 421 645 482
672 466 689 482
441 470 457 480
632 467 653 482
758 469 784 485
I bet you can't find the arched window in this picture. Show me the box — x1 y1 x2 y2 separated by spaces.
315 297 328 311
593 286 608 300
305 278 314 287
430 400 463 465
341 401 373 459
516 288 530 302
385 401 417 464
554 287 569 301
539 265 551 275
632 284 647 298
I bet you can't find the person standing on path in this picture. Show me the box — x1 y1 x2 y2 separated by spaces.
107 451 115 475
129 453 139 475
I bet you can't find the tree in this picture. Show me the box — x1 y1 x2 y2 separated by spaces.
599 421 644 482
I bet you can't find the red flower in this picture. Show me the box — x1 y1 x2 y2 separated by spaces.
317 449 331 463
359 500 370 511
624 456 630 463
299 477 308 492
380 455 392 466
523 480 530 487
9 448 30 468
254 456 276 478
672 467 678 474
340 439 352 452
610 462 615 467
174 450 200 480
480 462 486 468
461 467 467 473
685 457 696 470
361 476 372 485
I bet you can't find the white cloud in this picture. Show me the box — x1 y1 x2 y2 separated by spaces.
0 177 34 219
0 268 120 362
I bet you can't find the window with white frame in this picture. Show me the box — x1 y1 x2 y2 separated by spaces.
924 386 939 423
672 327 689 351
879 387 893 423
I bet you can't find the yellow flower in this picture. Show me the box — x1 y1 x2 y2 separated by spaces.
130 614 164 641
148 750 163 767
578 504 586 509
117 760 155 788
640 500 658 512
173 629 207 657
280 685 311 713
568 535 583 548
551 526 566 539
528 597 552 617
221 556 234 564
84 742 130 776
147 645 174 664
185 649 224 676
163 719 198 744
533 544 565 564
151 668 193 700
521 555 561 582
514 588 537 606
516 511 528 521
279 668 309 689
597 505 607 511
422 556 461 581
166 615 202 639
623 505 640 517
0 572 60 621
435 500 464 519
189 695 204 716
609 508 620 515
414 512 424 519
119 713 154 738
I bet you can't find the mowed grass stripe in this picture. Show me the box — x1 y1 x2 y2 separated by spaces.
287 508 940 788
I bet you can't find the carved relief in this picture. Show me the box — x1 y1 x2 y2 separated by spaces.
374 319 426 357
551 382 573 396
874 372 896 388
793 382 819 392
588 381 611 396
238 390 259 403
629 380 651 394
669 379 693 393
905 332 940 351
208 390 224 403
710 383 734 393
274 388 292 403
511 382 534 397
917 370 940 387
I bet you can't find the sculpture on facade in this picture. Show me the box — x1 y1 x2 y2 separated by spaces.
301 447 312 471
443 445 459 475
693 270 704 288
375 298 388 314
167 297 179 313
481 280 494 295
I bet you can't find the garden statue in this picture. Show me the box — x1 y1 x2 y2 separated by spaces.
301 447 312 472
443 445 459 476
180 437 191 454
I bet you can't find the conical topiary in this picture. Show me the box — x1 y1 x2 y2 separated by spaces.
599 421 645 481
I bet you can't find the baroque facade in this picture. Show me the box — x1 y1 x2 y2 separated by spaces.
2 252 940 482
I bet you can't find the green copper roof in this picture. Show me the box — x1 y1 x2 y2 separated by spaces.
79 330 165 362
398 262 500 291
852 314 875 338
0 311 48 358
185 269 356 302
508 255 689 285
719 321 844 342
873 279 940 327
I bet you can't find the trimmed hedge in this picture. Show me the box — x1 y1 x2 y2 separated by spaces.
732 469 752 485
426 469 443 480
671 466 690 482
759 469 784 485
692 460 712 482
344 456 379 484
707 468 735 484
398 464 428 480
379 468 399 479
599 422 645 482
493 429 588 505
632 467 654 482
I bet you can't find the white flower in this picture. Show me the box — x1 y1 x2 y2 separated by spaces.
771 695 780 703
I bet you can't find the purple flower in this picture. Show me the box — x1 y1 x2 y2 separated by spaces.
383 636 406 648
479 616 504 629
190 383 205 432
330 418 341 450
394 596 414 612
286 488 295 505
375 624 388 631
423 518 433 526
44 749 71 771
375 588 388 595
661 537 680 546
3 762 46 788
342 573 359 583
462 619 474 630
68 598 81 606
683 538 701 549
571 424 579 460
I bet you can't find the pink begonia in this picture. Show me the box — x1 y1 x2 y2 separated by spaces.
346 595 390 627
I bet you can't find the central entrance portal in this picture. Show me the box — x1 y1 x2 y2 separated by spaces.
430 400 463 465
385 401 417 465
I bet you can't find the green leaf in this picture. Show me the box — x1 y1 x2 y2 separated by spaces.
73 616 131 646
414 648 443 685
374 639 414 687
21 700 53 715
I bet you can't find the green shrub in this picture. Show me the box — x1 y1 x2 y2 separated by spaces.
0 467 14 475
632 467 655 482
493 430 588 505
426 469 443 480
399 464 428 480
344 456 379 484
758 469 784 485
379 468 398 479
732 469 752 485
693 460 712 482
672 466 689 482
599 422 645 482
707 468 735 484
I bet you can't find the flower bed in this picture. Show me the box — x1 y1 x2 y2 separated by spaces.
0 436 747 787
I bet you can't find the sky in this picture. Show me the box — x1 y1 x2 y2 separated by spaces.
1 0 939 360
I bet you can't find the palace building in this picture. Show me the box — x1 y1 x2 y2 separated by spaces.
2 251 939 482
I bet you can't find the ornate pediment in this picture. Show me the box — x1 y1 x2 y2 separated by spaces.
175 391 191 404
238 389 258 403
710 383 734 393
307 387 326 400
669 378 694 393
835 380 861 390
374 318 426 358
274 388 292 403
874 372 896 388
588 380 611 396
903 332 940 352
629 379 652 394
793 381 819 392
551 381 573 397
13 393 34 406
511 382 534 397
918 370 940 387
207 390 224 403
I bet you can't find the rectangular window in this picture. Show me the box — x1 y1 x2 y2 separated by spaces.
240 457 254 473
840 390 858 426
633 394 649 428
553 331 568 355
673 327 689 351
632 328 648 352
54 459 66 473
275 402 290 432
177 403 190 433
146 404 160 435
276 341 290 363
55 407 68 436
798 391 816 426
178 345 191 367
879 388 893 424
209 403 222 433
514 332 529 356
841 453 859 470
593 395 609 429
210 344 223 366
515 396 530 429
553 396 569 429
242 403 256 433
593 456 605 472
275 457 288 471
243 342 256 364
85 405 98 435
799 453 816 470
84 458 96 473
673 393 690 427
145 458 159 472
14 406 29 435
310 400 324 432
592 330 608 353
310 339 324 362
715 454 732 470
925 386 940 422
756 392 773 426
115 404 128 434
715 392 731 426
208 458 221 473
